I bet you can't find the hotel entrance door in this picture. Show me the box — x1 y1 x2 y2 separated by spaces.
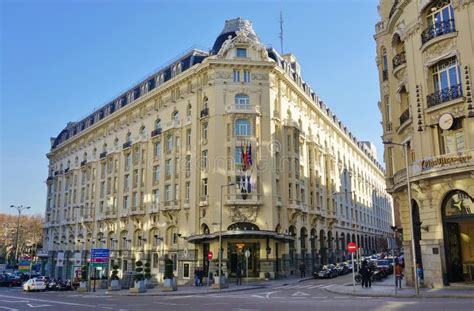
228 242 260 277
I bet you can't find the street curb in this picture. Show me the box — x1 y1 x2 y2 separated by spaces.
101 285 268 297
323 286 474 299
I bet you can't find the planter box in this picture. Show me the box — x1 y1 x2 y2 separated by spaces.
129 280 147 293
162 278 177 291
212 276 228 289
108 279 121 291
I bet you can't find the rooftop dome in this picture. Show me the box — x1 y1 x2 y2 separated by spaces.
211 17 260 54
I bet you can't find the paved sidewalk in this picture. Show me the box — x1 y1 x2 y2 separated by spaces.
80 275 313 296
324 274 474 298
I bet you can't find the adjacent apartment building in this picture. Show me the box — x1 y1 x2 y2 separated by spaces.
43 18 393 283
375 0 474 288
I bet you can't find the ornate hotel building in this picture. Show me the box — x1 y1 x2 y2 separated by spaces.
43 18 393 283
375 0 474 288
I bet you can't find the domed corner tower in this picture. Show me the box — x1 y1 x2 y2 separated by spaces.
211 17 261 55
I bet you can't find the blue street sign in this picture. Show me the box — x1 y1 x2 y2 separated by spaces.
90 248 110 258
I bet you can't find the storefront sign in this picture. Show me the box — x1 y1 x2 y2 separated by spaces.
419 153 473 172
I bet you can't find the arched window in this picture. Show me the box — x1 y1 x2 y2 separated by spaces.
186 103 192 117
235 94 250 107
139 126 146 136
126 132 131 143
155 119 162 130
201 224 210 234
235 119 251 136
102 143 107 152
203 97 208 109
114 137 119 147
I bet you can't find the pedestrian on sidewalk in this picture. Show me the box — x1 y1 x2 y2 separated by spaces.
395 260 404 289
416 263 424 287
360 260 370 288
194 267 200 286
236 262 243 285
299 261 306 278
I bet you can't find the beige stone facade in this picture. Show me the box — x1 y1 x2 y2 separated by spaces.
44 18 393 284
375 0 474 288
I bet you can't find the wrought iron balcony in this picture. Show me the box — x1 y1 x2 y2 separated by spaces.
99 151 107 159
427 83 463 108
392 51 406 70
399 109 410 125
151 128 162 137
80 160 87 167
200 107 209 118
122 141 132 149
421 19 456 45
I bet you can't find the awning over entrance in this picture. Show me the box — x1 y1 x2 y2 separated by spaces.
187 230 295 243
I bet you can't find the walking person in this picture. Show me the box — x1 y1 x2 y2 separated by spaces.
395 260 404 289
236 262 243 285
299 261 306 278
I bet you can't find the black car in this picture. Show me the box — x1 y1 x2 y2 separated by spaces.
335 263 350 275
314 264 338 279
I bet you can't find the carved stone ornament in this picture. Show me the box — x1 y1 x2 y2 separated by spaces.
229 206 258 223
424 39 457 61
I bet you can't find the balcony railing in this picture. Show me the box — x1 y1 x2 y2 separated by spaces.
427 83 463 108
151 128 162 137
399 109 410 125
392 51 406 70
421 19 456 45
122 141 132 149
225 104 261 114
200 107 209 118
80 160 87 167
99 151 107 159
224 193 263 205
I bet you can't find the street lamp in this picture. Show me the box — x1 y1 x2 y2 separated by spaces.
10 205 30 265
218 183 235 289
383 140 419 296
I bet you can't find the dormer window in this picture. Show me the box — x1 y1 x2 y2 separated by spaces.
236 48 247 58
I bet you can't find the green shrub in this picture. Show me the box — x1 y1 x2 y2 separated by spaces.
134 260 144 281
144 262 151 280
164 259 174 279
110 264 120 281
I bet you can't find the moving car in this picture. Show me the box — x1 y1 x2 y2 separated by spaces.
314 264 338 279
23 278 46 292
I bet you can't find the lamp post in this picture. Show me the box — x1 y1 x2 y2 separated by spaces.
10 205 30 265
218 183 235 289
383 140 419 296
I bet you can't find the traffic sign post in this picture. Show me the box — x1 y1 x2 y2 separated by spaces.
207 251 213 287
347 243 357 291
245 250 250 285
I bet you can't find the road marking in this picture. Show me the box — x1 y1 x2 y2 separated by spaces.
0 307 19 311
292 291 310 297
308 285 325 289
0 295 94 307
26 303 51 308
0 300 30 303
356 296 372 299
333 296 350 299
312 296 328 299
321 284 336 289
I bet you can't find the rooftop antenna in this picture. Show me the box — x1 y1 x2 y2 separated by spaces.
279 10 284 54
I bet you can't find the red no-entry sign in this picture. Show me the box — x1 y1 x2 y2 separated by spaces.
208 250 213 261
347 242 357 253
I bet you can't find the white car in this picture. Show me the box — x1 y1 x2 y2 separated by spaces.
23 278 46 292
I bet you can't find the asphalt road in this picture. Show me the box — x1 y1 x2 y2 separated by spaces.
0 275 473 311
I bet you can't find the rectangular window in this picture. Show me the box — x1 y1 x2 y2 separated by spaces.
154 142 161 158
185 155 191 175
186 129 191 148
233 70 240 82
133 169 138 188
236 48 247 57
440 119 465 154
202 123 208 140
201 150 208 168
174 184 179 201
202 178 208 196
125 153 131 170
152 189 160 204
234 147 243 164
132 192 138 208
165 159 172 177
124 174 130 191
153 165 161 183
123 195 129 209
165 185 171 202
244 70 251 83
167 135 173 153
185 181 190 200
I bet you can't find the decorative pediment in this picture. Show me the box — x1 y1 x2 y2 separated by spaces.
229 206 258 223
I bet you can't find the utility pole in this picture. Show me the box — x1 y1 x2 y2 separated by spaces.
10 205 30 265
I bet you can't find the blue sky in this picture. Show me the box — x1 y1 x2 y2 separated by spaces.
1 0 381 216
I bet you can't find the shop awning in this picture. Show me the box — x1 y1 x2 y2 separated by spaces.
187 230 295 243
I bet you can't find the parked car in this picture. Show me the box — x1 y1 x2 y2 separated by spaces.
314 264 338 279
23 278 46 292
0 274 11 287
335 263 350 275
35 276 51 290
5 273 22 287
376 259 394 275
